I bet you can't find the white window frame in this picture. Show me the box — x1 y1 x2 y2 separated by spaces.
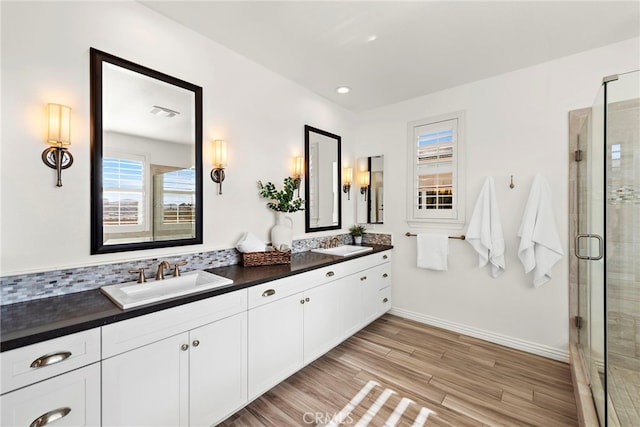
103 152 150 234
406 111 466 228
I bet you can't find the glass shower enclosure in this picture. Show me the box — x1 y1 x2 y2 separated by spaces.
575 70 639 426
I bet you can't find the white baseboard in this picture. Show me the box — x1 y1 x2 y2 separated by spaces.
388 307 569 362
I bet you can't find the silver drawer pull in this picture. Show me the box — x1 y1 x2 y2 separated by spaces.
383 298 389 303
360 276 367 281
30 407 71 427
262 289 276 297
382 254 388 260
30 351 72 368
382 273 388 278
326 271 335 277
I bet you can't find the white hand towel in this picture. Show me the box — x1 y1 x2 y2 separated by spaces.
517 174 564 287
416 233 449 271
235 232 267 253
465 176 506 278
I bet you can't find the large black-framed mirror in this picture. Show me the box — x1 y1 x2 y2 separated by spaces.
304 125 341 232
90 48 203 254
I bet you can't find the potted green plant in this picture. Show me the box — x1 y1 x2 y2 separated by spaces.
258 177 304 250
349 224 367 245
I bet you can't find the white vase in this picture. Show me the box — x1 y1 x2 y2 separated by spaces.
271 212 293 250
354 236 363 245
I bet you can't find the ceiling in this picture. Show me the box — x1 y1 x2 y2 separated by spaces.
140 1 640 112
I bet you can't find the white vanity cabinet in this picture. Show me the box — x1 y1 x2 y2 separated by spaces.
101 290 248 427
1 329 101 427
247 250 392 399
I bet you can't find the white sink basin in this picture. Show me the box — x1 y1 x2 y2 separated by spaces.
311 245 374 257
101 270 233 309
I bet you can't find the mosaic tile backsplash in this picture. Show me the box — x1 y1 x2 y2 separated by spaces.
1 233 391 305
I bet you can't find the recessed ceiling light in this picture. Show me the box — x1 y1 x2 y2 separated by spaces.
336 86 351 94
366 35 377 43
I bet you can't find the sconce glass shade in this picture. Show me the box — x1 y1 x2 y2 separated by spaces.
293 156 304 178
359 170 370 187
47 103 71 145
212 139 228 168
343 167 353 185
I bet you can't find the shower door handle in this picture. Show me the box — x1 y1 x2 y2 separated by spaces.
574 234 603 260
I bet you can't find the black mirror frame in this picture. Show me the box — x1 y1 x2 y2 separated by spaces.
304 125 342 233
90 48 203 254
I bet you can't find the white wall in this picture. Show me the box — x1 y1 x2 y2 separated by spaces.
354 37 640 359
0 1 355 275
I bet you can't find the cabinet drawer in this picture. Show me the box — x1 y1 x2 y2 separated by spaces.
1 328 100 394
378 287 392 315
343 250 392 274
1 362 100 427
102 289 247 358
248 263 348 309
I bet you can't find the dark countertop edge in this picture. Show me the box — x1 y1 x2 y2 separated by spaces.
1 245 393 352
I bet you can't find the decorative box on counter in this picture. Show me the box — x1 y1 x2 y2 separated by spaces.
242 249 291 267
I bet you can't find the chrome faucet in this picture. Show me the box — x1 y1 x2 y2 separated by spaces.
155 261 170 280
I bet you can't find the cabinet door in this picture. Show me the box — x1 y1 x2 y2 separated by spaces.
338 274 364 340
102 332 189 427
190 312 247 426
303 280 342 365
1 363 100 427
248 293 303 399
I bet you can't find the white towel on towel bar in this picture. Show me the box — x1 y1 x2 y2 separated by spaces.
517 174 564 287
416 234 449 271
465 176 506 278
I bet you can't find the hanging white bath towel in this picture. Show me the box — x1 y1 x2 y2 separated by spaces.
416 233 449 271
517 174 564 287
465 176 506 278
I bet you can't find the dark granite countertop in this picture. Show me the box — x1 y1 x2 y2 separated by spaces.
1 245 392 352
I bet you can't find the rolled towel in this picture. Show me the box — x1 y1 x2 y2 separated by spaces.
236 232 267 253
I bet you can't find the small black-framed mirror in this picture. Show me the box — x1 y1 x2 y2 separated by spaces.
367 155 384 224
90 48 203 254
304 125 342 232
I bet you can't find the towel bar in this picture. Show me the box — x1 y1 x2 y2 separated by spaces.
405 232 466 240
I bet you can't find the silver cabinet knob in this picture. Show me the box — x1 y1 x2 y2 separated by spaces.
326 271 335 277
300 299 305 304
360 276 367 281
383 254 388 260
192 340 200 347
383 298 389 303
181 344 189 351
305 297 310 303
382 273 388 278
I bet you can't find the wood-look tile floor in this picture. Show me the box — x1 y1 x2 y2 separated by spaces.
220 314 578 426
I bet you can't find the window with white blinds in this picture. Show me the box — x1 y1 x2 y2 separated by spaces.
407 111 465 226
159 168 196 225
103 155 146 231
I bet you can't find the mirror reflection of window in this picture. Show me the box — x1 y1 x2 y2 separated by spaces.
153 167 196 242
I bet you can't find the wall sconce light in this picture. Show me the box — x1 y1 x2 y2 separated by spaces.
359 170 370 201
210 139 227 194
42 103 73 187
292 156 304 197
342 167 353 200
